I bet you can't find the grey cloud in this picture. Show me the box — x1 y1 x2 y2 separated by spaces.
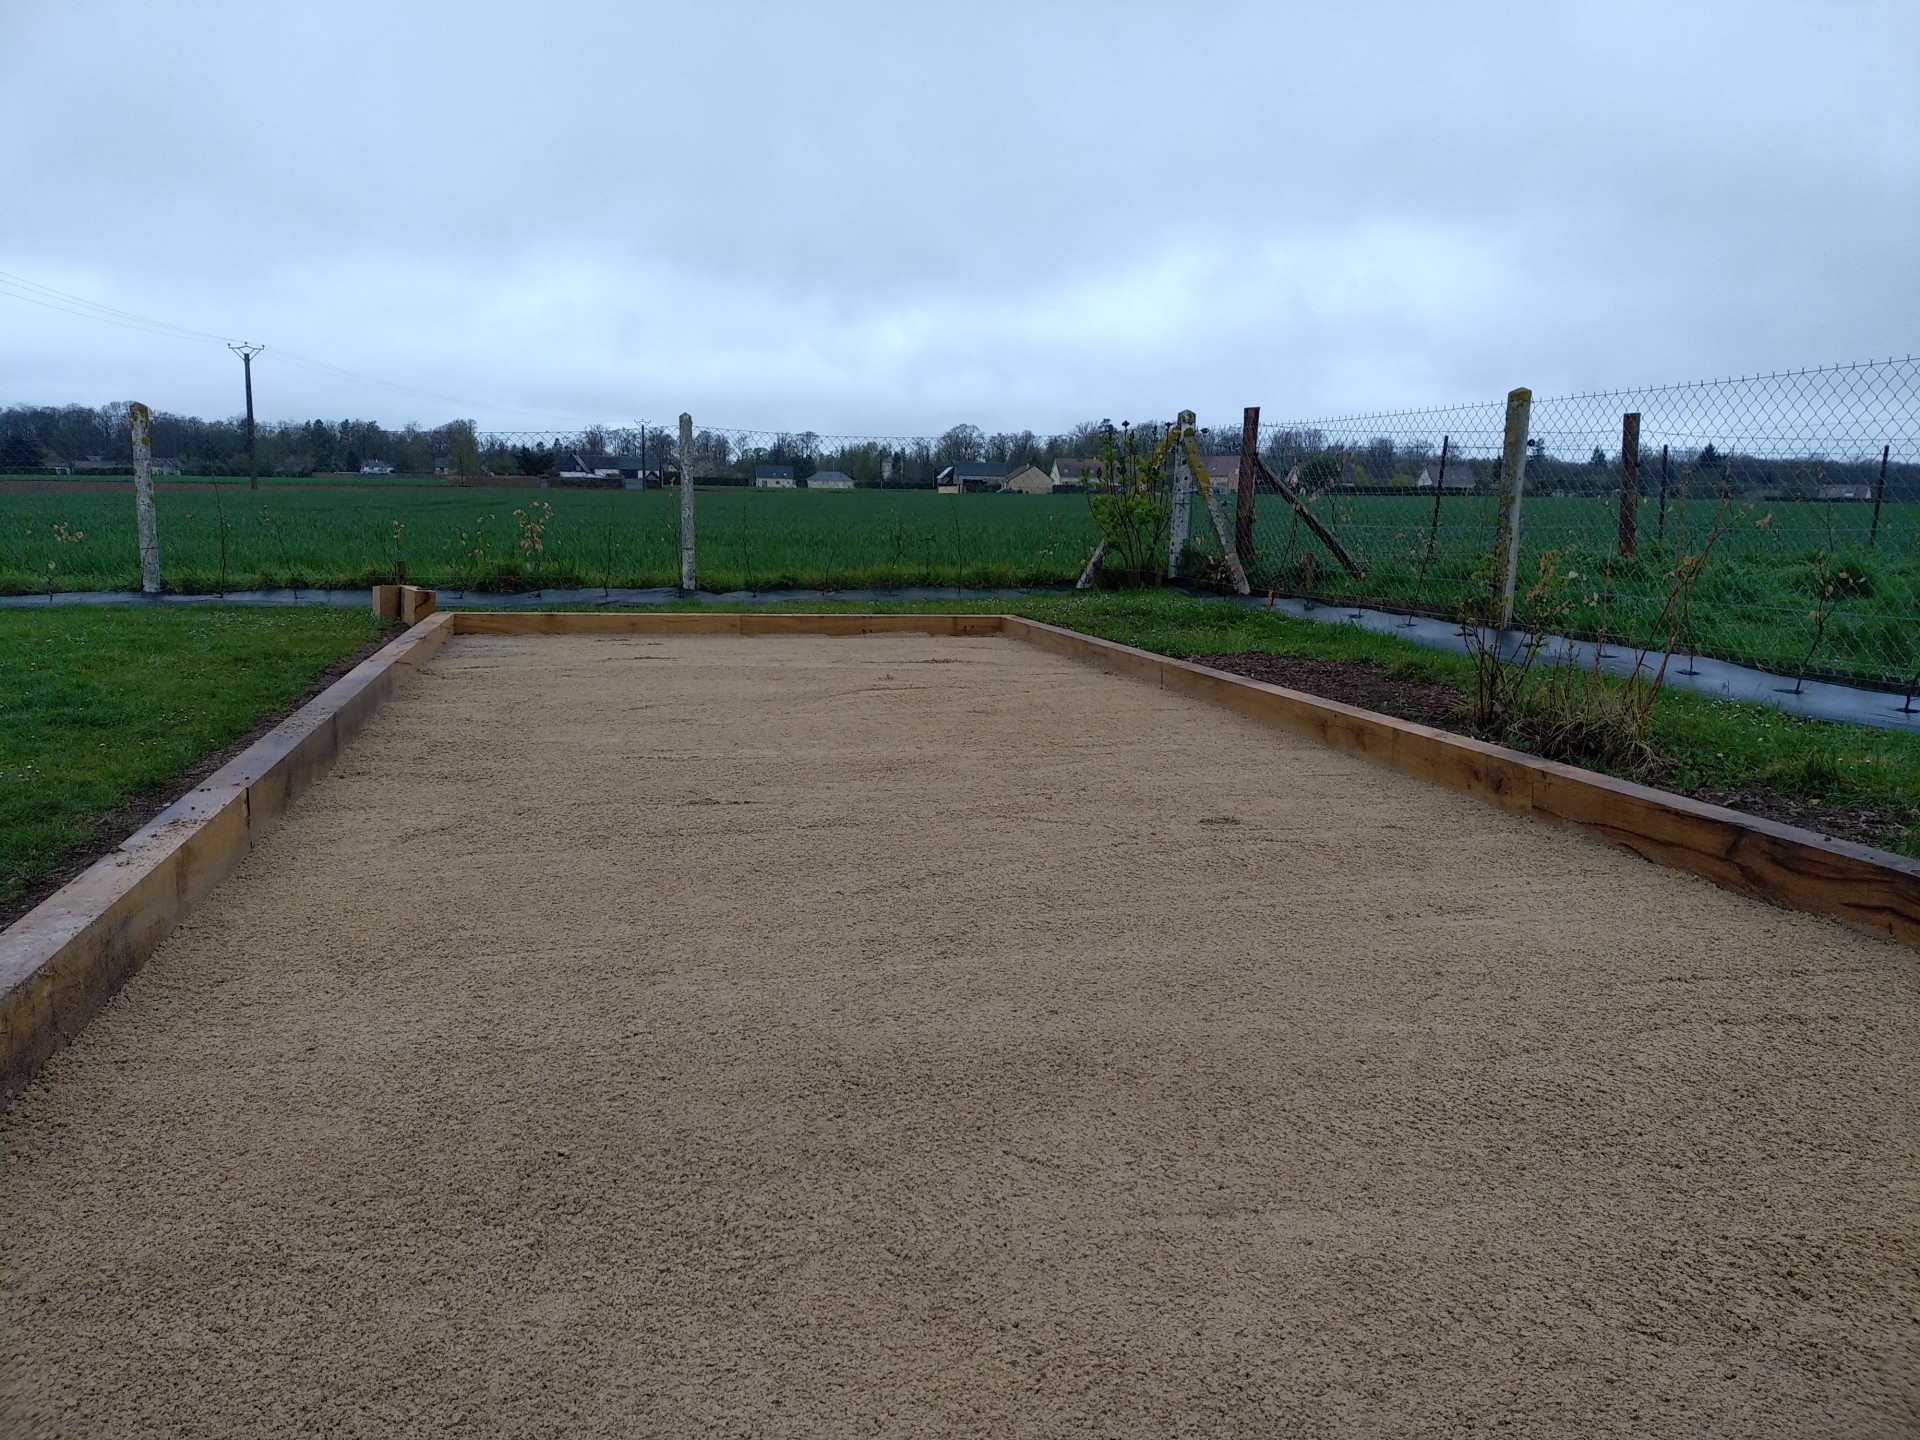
2 0 1914 433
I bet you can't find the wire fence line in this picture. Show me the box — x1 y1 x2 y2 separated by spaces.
1197 359 1918 692
484 358 1916 692
2 358 1914 690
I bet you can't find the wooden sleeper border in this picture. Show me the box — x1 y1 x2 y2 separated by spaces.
4 608 1915 1104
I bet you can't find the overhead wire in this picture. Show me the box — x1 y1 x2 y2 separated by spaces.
0 268 624 427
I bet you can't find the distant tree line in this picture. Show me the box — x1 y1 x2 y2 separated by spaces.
0 403 479 477
2 403 1909 500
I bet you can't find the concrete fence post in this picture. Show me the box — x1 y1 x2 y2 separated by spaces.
1493 386 1532 630
129 402 161 595
678 412 696 593
1166 443 1193 579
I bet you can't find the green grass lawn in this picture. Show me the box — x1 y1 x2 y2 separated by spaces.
3 481 1915 686
0 607 392 914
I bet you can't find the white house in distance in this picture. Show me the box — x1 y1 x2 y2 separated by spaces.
359 460 394 475
755 464 797 488
555 453 623 483
1415 461 1475 491
1050 457 1103 488
1199 455 1243 493
807 470 854 490
934 461 1010 492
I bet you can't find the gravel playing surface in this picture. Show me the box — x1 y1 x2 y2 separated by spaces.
2 633 1914 1437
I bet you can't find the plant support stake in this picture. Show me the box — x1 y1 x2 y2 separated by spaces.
678 411 696 593
1425 435 1449 562
1657 444 1669 542
1493 386 1533 630
129 402 161 594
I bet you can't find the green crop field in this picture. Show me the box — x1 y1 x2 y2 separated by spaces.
2 481 1917 685
0 484 1102 595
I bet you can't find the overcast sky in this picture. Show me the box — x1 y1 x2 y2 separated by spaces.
2 0 1914 436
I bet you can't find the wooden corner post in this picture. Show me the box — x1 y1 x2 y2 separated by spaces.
1617 411 1641 558
1235 406 1259 566
129 402 161 595
678 411 696 594
1493 387 1532 630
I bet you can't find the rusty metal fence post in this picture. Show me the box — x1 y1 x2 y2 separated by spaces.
1871 442 1890 546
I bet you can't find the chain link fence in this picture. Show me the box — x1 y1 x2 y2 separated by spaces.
468 362 1917 690
1146 359 1915 692
6 360 1913 693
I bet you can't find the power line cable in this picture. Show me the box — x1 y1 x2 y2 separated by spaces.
0 270 235 345
0 268 626 427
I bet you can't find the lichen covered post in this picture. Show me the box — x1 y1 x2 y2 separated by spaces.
129 401 161 595
678 411 696 593
1493 386 1532 630
1165 442 1193 578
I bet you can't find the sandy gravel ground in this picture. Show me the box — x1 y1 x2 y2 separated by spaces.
2 634 1914 1438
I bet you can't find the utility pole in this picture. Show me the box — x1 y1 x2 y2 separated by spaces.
229 343 264 490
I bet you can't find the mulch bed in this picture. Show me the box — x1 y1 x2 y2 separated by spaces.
1191 652 1467 728
1188 651 1914 858
1685 786 1915 853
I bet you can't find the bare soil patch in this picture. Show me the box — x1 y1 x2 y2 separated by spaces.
3 635 1913 1437
1687 783 1914 851
1192 650 1467 727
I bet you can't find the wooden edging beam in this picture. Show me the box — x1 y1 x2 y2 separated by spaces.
0 611 458 1104
447 611 1008 638
1000 616 1920 949
5 605 1912 1105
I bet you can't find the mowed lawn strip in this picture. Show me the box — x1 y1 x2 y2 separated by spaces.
0 606 392 914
